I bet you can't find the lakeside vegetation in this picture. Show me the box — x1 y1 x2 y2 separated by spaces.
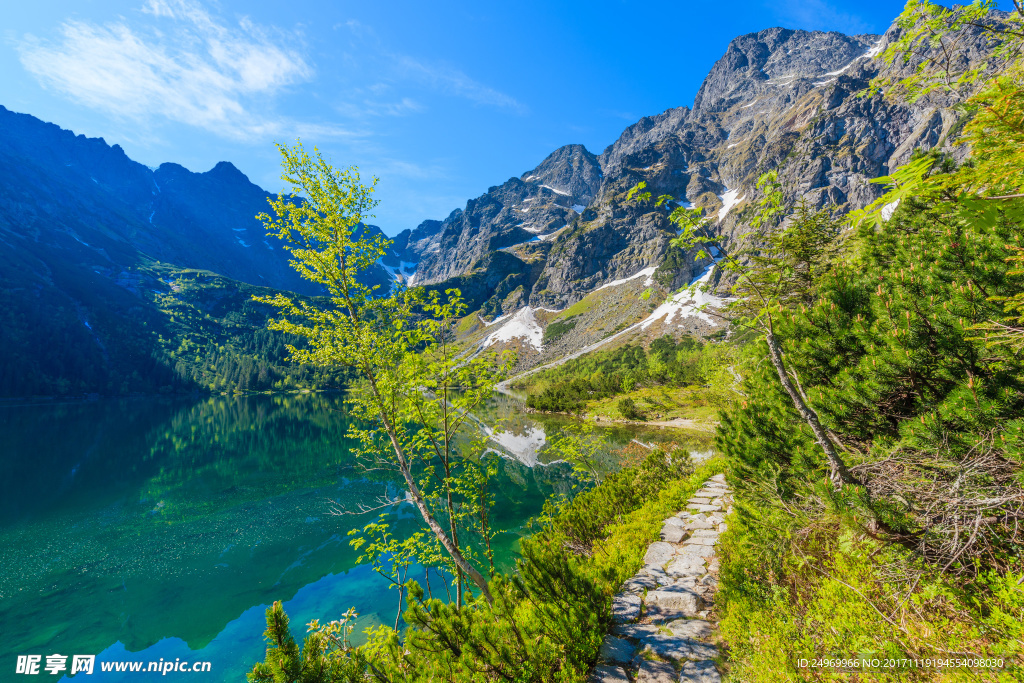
515 335 738 421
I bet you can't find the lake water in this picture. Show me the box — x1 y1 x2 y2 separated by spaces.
0 393 711 681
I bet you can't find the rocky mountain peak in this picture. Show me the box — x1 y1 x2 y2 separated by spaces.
521 144 603 204
692 28 879 113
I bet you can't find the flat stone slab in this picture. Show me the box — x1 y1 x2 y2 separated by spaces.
643 635 718 662
679 660 722 683
690 529 720 537
590 665 631 683
710 474 727 483
685 536 719 546
694 489 724 497
643 541 676 567
667 618 715 640
646 586 705 618
663 516 685 528
666 556 706 576
621 572 658 592
636 660 676 683
677 544 715 558
684 519 716 530
599 635 636 665
661 525 686 543
686 504 722 513
687 497 712 505
611 592 641 623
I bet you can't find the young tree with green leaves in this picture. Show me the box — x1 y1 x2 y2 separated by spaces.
254 141 512 606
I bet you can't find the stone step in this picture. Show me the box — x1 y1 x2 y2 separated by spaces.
661 526 686 544
686 504 722 513
590 664 630 683
636 660 676 683
666 618 715 640
685 536 719 546
680 660 722 683
687 497 712 505
598 635 635 665
611 592 641 623
643 541 676 567
690 528 720 537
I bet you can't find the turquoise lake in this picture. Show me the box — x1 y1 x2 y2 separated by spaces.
0 393 711 681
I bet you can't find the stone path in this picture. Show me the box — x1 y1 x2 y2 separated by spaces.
591 474 732 683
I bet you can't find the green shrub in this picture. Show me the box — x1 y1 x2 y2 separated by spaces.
617 397 645 421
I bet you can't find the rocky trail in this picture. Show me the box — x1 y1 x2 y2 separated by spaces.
591 474 733 683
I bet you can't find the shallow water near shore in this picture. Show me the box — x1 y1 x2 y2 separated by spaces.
0 392 712 681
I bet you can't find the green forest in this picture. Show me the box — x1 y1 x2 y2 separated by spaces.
519 335 709 414
0 260 347 398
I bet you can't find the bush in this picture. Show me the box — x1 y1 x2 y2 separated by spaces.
617 397 645 421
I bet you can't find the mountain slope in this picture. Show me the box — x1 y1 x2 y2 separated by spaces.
400 17 1000 369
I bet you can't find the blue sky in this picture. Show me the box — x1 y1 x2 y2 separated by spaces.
3 0 910 235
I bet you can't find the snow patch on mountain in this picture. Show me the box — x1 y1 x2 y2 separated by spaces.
595 266 658 291
717 189 745 222
483 307 543 350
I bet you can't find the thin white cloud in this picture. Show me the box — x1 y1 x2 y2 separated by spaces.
392 55 526 113
17 0 352 141
332 19 526 115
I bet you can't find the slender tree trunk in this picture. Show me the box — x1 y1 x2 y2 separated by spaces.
366 373 494 605
764 330 854 489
